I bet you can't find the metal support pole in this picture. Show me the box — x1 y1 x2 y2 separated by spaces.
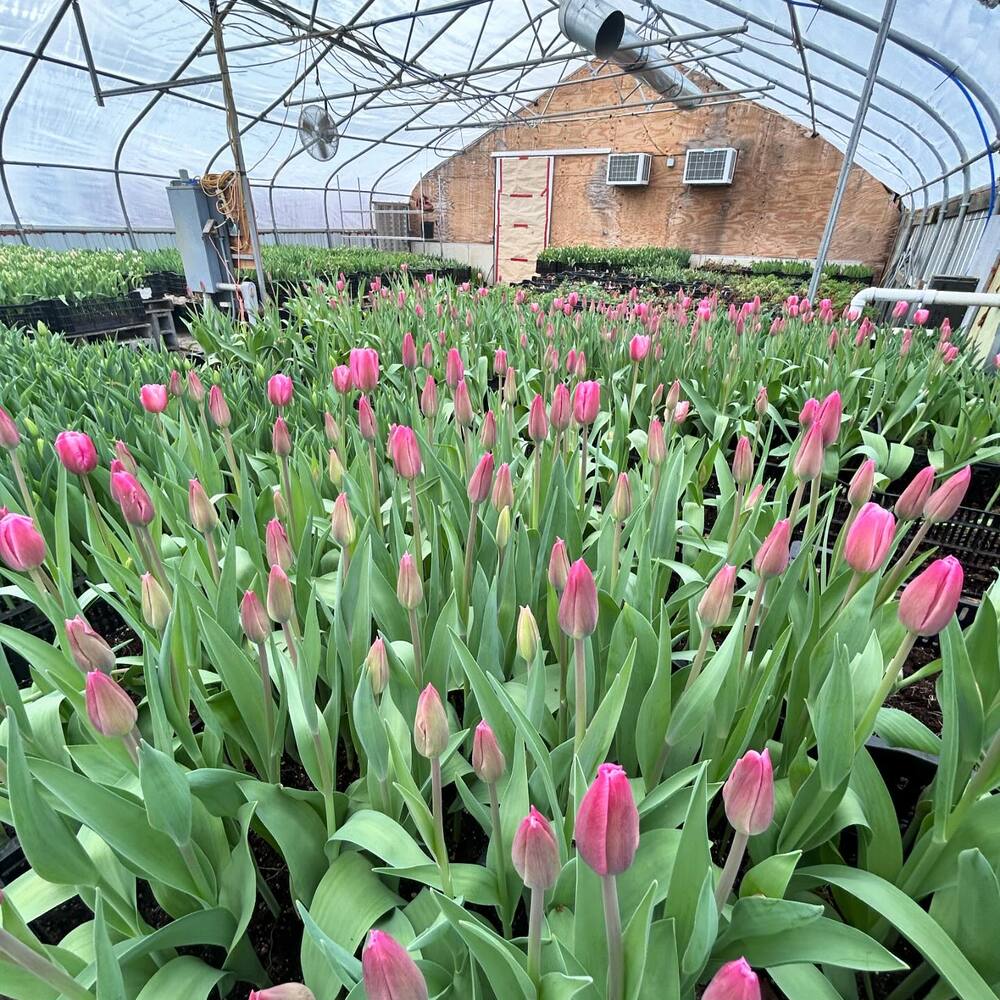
71 0 104 106
209 0 268 304
807 0 897 302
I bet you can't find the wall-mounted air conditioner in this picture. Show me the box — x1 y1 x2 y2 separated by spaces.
683 147 737 185
606 152 651 186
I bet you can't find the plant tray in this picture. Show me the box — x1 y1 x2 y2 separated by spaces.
47 292 147 336
0 298 59 331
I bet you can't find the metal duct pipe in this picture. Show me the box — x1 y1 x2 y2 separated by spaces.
558 0 704 109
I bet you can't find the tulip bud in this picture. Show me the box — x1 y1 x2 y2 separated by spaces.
273 487 288 521
331 493 355 547
528 394 549 443
263 520 291 570
898 555 963 636
141 573 170 633
723 748 774 836
0 513 46 571
704 959 761 1000
793 421 825 481
572 381 601 425
85 670 137 738
187 371 205 403
491 462 513 512
472 720 506 783
558 559 598 639
609 472 632 521
420 375 439 418
798 397 819 427
468 452 495 505
266 564 294 624
923 466 970 524
446 348 464 389
249 986 316 1000
575 762 639 876
817 391 842 446
332 365 353 394
140 384 168 414
414 684 449 758
512 806 560 890
548 538 570 591
240 590 270 644
267 373 294 408
848 458 876 507
358 395 378 442
65 616 115 673
754 386 768 417
647 418 665 466
550 383 571 430
402 332 418 371
272 416 292 458
665 379 681 415
0 405 20 448
672 400 690 424
54 431 98 475
324 411 340 445
629 334 650 362
754 519 791 579
114 439 138 476
892 300 909 320
169 369 183 397
913 307 929 326
516 605 540 662
895 466 935 520
366 636 389 696
188 479 218 534
503 367 517 406
328 448 344 487
698 564 737 627
844 502 895 574
350 348 380 392
389 425 422 480
454 379 474 427
496 505 511 549
208 386 231 428
732 436 753 486
362 930 428 1000
397 552 423 609
480 410 497 450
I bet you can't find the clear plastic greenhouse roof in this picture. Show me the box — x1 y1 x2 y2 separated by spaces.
1 0 997 232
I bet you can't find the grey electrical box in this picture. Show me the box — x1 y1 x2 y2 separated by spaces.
166 174 232 294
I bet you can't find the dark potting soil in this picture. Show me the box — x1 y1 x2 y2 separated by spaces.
888 643 943 735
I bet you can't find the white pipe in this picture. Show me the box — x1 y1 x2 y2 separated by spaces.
849 286 1000 316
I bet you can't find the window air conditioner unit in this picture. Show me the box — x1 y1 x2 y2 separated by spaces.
683 147 737 185
606 153 651 186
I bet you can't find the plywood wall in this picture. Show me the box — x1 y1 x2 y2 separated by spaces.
411 64 901 269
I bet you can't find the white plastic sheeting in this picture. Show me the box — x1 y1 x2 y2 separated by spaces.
0 0 997 235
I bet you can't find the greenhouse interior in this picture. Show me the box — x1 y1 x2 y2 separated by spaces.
1 0 1000 998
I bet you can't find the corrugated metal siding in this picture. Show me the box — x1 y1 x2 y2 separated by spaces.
903 208 992 280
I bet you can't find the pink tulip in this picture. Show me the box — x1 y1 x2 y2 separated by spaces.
169 370 183 397
923 466 970 523
349 348 380 391
493 349 508 376
754 519 791 578
575 762 639 876
271 416 291 458
895 466 935 520
732 436 753 485
389 425 422 480
362 930 428 1000
844 502 896 573
402 333 417 371
208 385 231 427
265 518 293 569
698 564 737 627
446 348 464 389
723 748 774 836
892 300 909 320
550 383 572 430
512 806 560 890
848 458 876 507
472 720 506 784
65 616 115 673
900 328 913 357
85 670 137 738
672 400 690 424
629 334 650 362
0 513 45 571
480 410 497 450
558 559 598 639
817 390 842 446
491 462 513 511
754 386 769 418
140 384 168 414
898 555 963 636
793 421 825 481
331 493 355 547
665 379 681 414
414 683 449 759
188 479 217 534
0 405 20 448
913 307 930 327
528 394 549 443
240 590 270 645
454 379 474 427
112 471 154 526
266 564 293 623
647 418 665 466
420 376 438 418
704 958 761 1000
332 365 353 394
358 395 377 442
267 374 293 408
548 538 570 591
187 371 205 403
397 552 423 609
798 397 819 428
248 986 315 1000
422 342 433 368
468 452 495 505
54 431 98 475
573 381 601 425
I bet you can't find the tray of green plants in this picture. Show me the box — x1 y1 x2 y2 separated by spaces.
536 244 693 274
1 277 999 999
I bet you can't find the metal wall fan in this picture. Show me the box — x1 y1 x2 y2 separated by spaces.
298 104 340 161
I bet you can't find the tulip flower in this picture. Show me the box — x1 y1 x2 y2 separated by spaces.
924 466 970 524
892 300 909 320
573 381 600 425
665 379 681 415
480 410 497 450
549 537 570 592
366 636 389 696
249 986 316 1000
266 564 294 627
754 386 769 418
186 370 205 403
446 347 464 389
362 930 428 1000
731 436 753 486
504 365 517 408
493 348 508 376
420 375 438 420
491 462 514 512
397 552 424 683
575 763 639 1000
629 334 650 362
349 348 380 391
414 684 452 893
240 589 270 645
913 307 930 326
698 563 737 630
358 395 378 442
141 572 170 634
54 431 97 475
550 383 571 432
272 416 291 458
895 465 935 520
754 519 791 579
468 452 495 505
0 512 45 572
265 518 293 570
793 420 825 482
704 959 761 1000
844 502 896 574
647 418 665 467
716 749 774 908
848 458 876 507
208 385 231 427
402 332 417 371
560 559 599 748
388 425 422 481
331 493 355 552
472 720 506 784
798 397 819 427
112 471 154 527
86 670 139 762
65 616 115 674
139 384 168 414
513 806 560 980
672 400 690 425
528 394 548 443
168 370 183 397
332 365 353 394
0 405 20 448
817 390 842 446
453 379 474 430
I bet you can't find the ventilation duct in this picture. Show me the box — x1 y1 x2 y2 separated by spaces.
558 0 704 109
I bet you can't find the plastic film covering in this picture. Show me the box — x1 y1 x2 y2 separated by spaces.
0 0 996 233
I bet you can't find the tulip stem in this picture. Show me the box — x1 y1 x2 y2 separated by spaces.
204 531 221 584
788 479 805 529
803 475 821 549
946 726 1000 837
601 874 624 1000
573 637 588 751
714 830 748 910
610 520 622 593
431 756 453 895
179 839 214 901
463 502 480 615
138 526 171 598
82 476 113 554
557 631 569 746
488 781 511 936
408 480 423 572
876 520 930 606
280 454 298 543
527 885 545 983
123 729 140 766
725 483 746 557
255 641 277 781
838 571 862 615
740 582 766 672
855 631 916 744
10 450 39 525
368 441 382 534
684 627 712 692
831 503 860 575
579 428 588 507
220 427 242 500
531 447 541 531
408 607 424 686
0 926 95 1000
